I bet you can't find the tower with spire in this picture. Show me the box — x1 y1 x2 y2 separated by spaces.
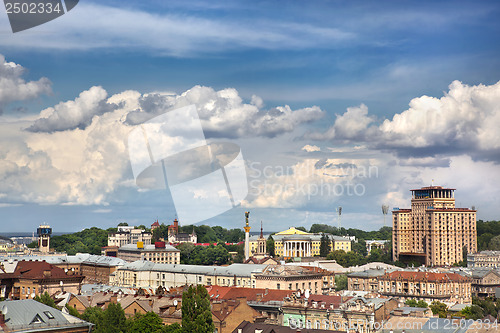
256 221 267 257
244 211 251 260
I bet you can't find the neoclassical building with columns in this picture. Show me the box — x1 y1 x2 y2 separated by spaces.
271 227 352 258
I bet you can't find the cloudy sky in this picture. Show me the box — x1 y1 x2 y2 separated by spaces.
0 0 499 233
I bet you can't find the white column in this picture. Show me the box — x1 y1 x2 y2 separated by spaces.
245 231 250 260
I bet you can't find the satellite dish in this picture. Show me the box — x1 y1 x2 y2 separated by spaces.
1 305 8 315
31 293 35 299
304 289 310 299
173 300 178 306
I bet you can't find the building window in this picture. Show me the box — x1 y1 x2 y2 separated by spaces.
277 283 280 290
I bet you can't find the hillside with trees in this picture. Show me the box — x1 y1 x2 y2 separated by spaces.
28 227 116 255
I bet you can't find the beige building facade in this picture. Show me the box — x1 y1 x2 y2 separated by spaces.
378 271 472 304
117 243 180 264
392 186 477 266
270 227 351 258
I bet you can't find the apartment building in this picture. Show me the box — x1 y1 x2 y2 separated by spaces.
117 242 180 264
112 261 267 289
392 186 477 266
253 265 324 294
108 226 152 247
378 271 472 304
467 251 500 269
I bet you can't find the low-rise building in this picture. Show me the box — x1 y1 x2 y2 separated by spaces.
254 265 324 295
378 271 472 304
117 242 180 264
340 297 397 333
365 240 389 254
212 297 261 333
468 251 500 269
0 299 93 333
464 268 500 298
347 269 393 292
282 294 347 331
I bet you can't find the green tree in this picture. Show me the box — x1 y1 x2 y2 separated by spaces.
405 299 418 307
117 222 129 226
319 234 331 257
128 312 164 333
460 305 484 320
159 323 182 333
335 274 347 291
81 307 105 331
430 301 448 318
65 304 82 318
181 285 214 333
352 239 367 256
27 240 37 248
295 226 307 232
101 302 127 333
488 235 500 250
267 235 275 257
34 292 58 309
416 300 428 308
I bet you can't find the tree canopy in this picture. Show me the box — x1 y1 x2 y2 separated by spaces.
181 285 214 333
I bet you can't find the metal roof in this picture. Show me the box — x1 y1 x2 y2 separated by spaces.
118 261 267 277
0 299 92 332
118 244 180 252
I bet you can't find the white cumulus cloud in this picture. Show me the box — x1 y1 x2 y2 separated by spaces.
308 80 500 161
0 55 52 112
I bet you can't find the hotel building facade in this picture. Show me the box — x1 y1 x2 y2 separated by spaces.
392 186 477 266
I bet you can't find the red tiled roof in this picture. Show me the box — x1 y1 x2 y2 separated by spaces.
151 221 160 226
306 295 351 309
13 260 83 280
381 271 470 282
207 286 293 302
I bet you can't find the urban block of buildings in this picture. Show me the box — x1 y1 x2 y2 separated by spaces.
392 185 477 266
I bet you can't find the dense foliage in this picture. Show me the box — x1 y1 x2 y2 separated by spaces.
267 235 275 257
309 224 392 240
176 243 230 265
181 285 214 333
319 233 331 257
335 274 347 291
405 299 428 308
34 292 58 308
153 223 244 244
477 220 500 250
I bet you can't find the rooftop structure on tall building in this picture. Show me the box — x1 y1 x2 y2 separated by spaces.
37 224 52 253
392 185 477 266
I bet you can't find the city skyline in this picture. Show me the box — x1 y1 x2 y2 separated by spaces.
0 1 499 232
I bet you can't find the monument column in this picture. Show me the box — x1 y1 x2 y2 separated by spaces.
244 211 251 261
